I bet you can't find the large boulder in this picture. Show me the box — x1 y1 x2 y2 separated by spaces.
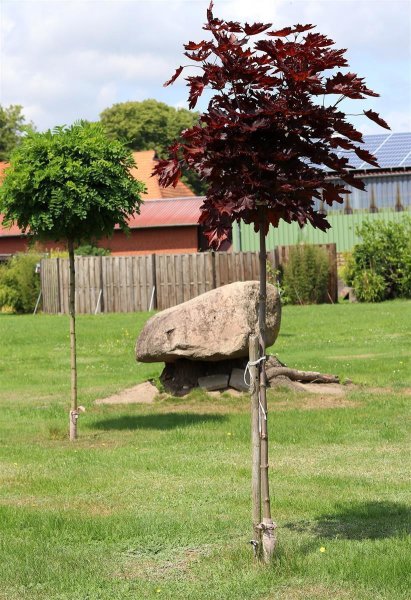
136 281 281 363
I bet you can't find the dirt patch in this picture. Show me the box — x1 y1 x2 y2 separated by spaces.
94 379 356 407
268 382 359 410
95 381 159 405
266 583 353 599
366 386 411 396
272 395 358 411
301 383 350 395
115 546 208 582
269 378 346 395
208 388 244 398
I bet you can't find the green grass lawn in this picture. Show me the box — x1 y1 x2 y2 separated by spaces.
0 301 410 600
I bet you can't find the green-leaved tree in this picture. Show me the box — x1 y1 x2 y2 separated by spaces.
100 99 206 195
0 121 145 440
0 104 35 161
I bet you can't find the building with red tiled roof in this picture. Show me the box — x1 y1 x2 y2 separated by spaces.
0 150 214 256
130 150 195 200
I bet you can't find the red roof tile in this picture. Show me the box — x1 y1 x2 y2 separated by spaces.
0 162 10 182
126 197 203 228
131 150 195 200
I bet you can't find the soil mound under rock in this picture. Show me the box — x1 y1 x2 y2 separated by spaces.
159 355 340 397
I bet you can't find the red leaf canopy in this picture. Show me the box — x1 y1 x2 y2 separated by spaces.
154 1 389 247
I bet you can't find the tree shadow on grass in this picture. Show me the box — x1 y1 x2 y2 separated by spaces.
90 412 227 431
284 501 411 540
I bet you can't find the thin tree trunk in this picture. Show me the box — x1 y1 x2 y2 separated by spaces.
249 334 261 559
258 213 277 562
68 240 78 441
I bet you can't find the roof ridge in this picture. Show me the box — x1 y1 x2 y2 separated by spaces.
144 196 204 202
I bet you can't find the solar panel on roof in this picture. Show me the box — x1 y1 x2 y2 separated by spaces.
330 132 411 171
360 134 387 151
370 133 411 169
337 150 363 169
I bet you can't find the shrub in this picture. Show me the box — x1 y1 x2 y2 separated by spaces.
0 252 42 313
75 245 110 256
40 245 110 258
281 244 329 305
342 217 411 302
266 261 290 304
47 249 68 258
351 270 386 303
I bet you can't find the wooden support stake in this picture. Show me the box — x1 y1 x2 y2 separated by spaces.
258 216 277 563
68 240 78 441
249 334 261 559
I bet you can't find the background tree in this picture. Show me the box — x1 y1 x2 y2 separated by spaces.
154 1 389 562
0 122 144 440
100 99 207 195
0 104 35 161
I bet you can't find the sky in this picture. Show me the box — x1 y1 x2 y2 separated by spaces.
1 0 410 135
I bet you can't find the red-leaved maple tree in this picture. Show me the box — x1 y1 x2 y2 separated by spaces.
154 1 389 561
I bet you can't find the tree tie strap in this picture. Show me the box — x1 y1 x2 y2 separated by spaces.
243 356 266 387
244 357 267 434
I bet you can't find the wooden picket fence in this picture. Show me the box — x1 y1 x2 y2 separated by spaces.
40 244 337 314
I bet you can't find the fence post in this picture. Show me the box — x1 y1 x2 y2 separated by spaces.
268 250 276 270
94 289 103 314
328 243 338 303
151 254 158 310
56 258 62 314
33 290 42 315
211 251 217 289
274 246 281 269
99 256 105 313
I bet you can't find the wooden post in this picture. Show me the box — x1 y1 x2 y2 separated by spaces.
258 215 277 562
211 250 217 289
68 240 78 441
328 243 338 304
151 253 157 310
249 334 261 559
56 257 62 314
99 255 105 313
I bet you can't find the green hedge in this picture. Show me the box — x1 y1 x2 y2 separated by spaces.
0 252 42 313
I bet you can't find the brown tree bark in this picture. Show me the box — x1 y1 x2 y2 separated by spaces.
68 240 78 441
258 214 277 562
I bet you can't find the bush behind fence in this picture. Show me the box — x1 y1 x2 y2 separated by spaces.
40 244 337 314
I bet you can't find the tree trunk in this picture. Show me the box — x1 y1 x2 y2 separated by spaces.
258 215 277 562
249 334 261 559
68 240 78 441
